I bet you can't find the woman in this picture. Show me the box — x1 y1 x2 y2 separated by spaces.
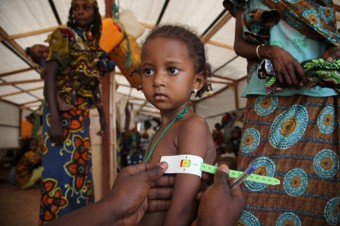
39 0 108 224
224 1 340 225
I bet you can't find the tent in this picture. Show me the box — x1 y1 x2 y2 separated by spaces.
1 0 339 125
1 0 339 196
0 0 250 123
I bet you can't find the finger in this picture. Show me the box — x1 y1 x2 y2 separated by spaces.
287 66 299 86
202 172 213 185
124 163 149 176
148 187 173 199
230 183 244 197
296 64 307 85
214 164 230 187
56 136 63 145
275 71 284 85
151 175 175 188
148 200 170 212
282 71 293 86
144 162 168 184
196 191 203 201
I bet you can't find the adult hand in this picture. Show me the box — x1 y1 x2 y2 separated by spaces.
49 122 64 145
147 171 213 212
49 162 168 226
147 174 174 212
96 113 107 136
108 162 168 226
192 165 246 226
321 46 340 61
262 45 307 87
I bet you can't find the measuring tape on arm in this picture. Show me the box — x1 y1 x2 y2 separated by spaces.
160 154 280 186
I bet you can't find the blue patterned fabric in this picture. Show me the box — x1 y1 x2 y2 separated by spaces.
238 95 340 225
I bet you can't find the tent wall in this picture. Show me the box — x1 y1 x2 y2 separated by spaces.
0 101 20 149
196 80 247 130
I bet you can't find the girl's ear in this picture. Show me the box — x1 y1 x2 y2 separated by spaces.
192 72 207 91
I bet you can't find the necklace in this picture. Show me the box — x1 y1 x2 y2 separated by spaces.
144 106 189 163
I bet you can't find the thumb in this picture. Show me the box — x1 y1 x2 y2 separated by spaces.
144 162 168 184
214 164 230 188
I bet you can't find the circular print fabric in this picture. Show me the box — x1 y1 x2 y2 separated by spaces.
238 210 261 226
255 96 278 116
317 106 336 134
324 197 340 226
276 212 301 226
314 149 339 179
241 128 261 154
245 157 276 192
283 168 308 197
269 104 308 149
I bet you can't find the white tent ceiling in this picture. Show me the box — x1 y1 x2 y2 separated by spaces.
0 0 339 123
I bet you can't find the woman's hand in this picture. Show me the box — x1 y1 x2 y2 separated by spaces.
96 109 107 136
50 121 64 145
261 45 307 88
321 46 340 61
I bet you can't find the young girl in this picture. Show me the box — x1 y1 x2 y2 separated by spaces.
138 25 216 226
39 0 107 224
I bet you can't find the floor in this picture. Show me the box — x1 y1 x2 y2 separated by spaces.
0 166 40 226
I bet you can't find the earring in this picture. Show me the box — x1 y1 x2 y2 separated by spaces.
193 88 198 94
137 86 143 93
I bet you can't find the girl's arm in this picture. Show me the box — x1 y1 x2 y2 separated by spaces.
45 60 63 144
162 117 215 226
234 10 306 87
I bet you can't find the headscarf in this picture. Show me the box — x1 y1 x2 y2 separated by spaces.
72 0 98 7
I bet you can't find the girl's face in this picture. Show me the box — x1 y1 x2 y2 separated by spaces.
71 0 95 29
141 37 204 112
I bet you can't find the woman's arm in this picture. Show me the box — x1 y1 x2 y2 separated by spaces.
93 87 107 135
45 60 63 144
162 117 215 226
234 10 306 87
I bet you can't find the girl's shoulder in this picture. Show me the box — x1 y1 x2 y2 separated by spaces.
179 112 210 135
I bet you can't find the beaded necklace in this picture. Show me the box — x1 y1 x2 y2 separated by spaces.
144 106 189 163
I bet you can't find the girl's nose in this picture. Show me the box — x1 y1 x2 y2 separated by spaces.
152 72 164 87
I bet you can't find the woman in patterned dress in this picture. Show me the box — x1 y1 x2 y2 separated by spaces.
39 0 107 224
223 0 340 225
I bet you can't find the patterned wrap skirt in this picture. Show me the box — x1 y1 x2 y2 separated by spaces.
39 97 94 225
237 95 339 226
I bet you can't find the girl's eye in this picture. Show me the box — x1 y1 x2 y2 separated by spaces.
168 67 180 75
143 68 154 76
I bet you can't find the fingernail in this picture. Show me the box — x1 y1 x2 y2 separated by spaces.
157 161 168 169
219 164 229 173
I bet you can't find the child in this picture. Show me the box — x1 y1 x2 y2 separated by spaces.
138 25 216 226
16 138 43 189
